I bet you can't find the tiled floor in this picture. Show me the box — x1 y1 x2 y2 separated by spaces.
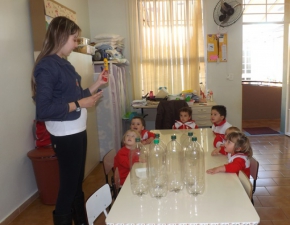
7 119 290 225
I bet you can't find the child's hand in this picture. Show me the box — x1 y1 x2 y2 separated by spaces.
206 166 225 174
211 147 221 156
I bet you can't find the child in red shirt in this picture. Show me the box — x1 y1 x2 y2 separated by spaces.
206 131 253 178
114 129 140 185
211 126 240 156
130 116 155 145
211 105 232 148
172 107 198 129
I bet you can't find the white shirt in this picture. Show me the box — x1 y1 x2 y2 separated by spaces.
45 108 87 136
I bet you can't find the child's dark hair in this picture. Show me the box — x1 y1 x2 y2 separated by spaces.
227 132 253 158
211 105 227 119
131 116 146 127
179 107 192 117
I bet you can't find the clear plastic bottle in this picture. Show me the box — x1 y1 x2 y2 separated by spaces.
180 131 194 150
147 139 167 198
184 137 205 195
129 138 148 196
166 135 184 193
150 133 166 151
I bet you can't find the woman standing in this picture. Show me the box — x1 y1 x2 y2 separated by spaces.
31 16 108 225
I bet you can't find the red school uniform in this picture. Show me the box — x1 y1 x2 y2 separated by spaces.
114 146 130 185
172 120 198 129
225 153 251 178
141 129 155 141
212 120 232 148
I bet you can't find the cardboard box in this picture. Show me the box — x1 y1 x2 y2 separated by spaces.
73 45 95 55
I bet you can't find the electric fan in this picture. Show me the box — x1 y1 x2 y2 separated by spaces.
213 0 244 27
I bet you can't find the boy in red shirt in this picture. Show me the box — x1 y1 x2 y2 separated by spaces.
211 105 232 148
114 129 140 185
130 116 155 145
172 107 198 129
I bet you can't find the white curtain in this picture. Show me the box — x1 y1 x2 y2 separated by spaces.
127 0 204 98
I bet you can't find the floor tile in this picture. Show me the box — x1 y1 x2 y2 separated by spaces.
257 196 290 207
266 186 290 196
273 178 290 186
272 220 290 225
255 207 288 220
258 171 284 178
255 187 271 195
256 178 277 187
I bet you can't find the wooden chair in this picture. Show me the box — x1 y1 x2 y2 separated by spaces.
250 157 259 204
86 184 112 225
111 167 121 200
102 149 116 199
238 171 253 200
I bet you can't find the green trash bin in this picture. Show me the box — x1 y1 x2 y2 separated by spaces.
27 147 59 205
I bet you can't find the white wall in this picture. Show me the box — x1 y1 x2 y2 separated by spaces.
0 0 92 223
88 0 133 110
203 0 242 128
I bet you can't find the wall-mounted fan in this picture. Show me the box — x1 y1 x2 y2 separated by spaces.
213 0 244 27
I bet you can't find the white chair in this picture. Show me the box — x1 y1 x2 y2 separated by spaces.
238 171 253 200
86 184 112 225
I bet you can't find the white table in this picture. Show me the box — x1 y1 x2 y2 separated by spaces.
106 129 260 225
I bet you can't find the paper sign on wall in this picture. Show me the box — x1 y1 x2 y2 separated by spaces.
207 34 228 62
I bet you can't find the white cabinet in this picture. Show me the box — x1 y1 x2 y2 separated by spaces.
191 103 215 128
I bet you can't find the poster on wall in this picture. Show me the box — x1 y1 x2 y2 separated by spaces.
207 34 227 62
44 0 77 23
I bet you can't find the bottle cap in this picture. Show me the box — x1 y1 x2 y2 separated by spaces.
171 135 176 140
155 133 160 138
154 139 159 144
135 138 141 142
188 132 193 136
192 137 197 141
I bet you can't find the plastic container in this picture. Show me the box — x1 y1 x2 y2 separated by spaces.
27 147 59 205
148 139 167 198
184 137 205 195
129 138 148 196
166 135 184 193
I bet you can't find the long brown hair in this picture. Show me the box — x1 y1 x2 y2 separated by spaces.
31 16 81 97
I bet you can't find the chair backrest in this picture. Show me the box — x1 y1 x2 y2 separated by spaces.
238 171 253 200
155 100 188 129
103 149 116 183
250 157 259 180
86 184 112 225
112 167 121 200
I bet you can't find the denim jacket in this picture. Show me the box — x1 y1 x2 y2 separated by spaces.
34 54 91 121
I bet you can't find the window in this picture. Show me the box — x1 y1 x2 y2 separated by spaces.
242 0 284 86
127 0 204 98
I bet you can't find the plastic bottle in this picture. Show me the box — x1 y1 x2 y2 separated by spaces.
150 133 166 151
147 139 167 198
129 138 148 196
180 131 194 147
184 137 205 195
166 135 184 193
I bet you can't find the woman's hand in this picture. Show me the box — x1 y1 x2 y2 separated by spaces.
79 91 103 108
89 69 109 94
